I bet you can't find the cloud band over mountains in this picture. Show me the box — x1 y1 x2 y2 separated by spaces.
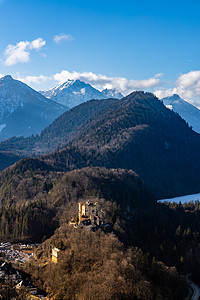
53 70 161 93
17 69 200 107
1 67 200 107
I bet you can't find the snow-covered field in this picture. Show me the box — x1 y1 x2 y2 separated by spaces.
159 193 200 204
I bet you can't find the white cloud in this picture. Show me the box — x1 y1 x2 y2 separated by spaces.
154 73 164 78
4 38 46 66
154 88 178 99
53 34 73 43
155 70 200 101
53 70 161 94
176 71 200 97
17 75 52 85
30 38 46 50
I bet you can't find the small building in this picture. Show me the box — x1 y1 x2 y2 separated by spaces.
52 247 60 263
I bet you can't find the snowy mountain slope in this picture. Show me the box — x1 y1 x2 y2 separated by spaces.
101 88 123 99
162 94 200 134
41 79 123 109
0 75 66 141
41 79 107 109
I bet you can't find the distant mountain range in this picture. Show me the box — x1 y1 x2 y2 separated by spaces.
1 74 200 198
2 91 200 199
41 79 123 109
0 75 66 141
162 94 200 134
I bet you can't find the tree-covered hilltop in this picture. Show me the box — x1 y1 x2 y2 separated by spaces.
0 165 153 242
27 226 187 300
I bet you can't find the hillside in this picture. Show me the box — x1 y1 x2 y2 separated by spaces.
30 224 187 300
0 165 151 242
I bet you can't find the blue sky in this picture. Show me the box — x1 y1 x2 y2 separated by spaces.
1 0 200 105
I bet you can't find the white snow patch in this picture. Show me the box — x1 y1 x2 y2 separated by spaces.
166 105 173 110
81 88 86 95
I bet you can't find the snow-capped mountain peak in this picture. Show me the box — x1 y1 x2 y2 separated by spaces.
41 79 124 109
43 79 76 99
41 79 107 109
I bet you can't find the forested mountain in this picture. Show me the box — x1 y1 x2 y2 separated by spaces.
39 91 200 199
0 75 66 141
1 91 200 199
